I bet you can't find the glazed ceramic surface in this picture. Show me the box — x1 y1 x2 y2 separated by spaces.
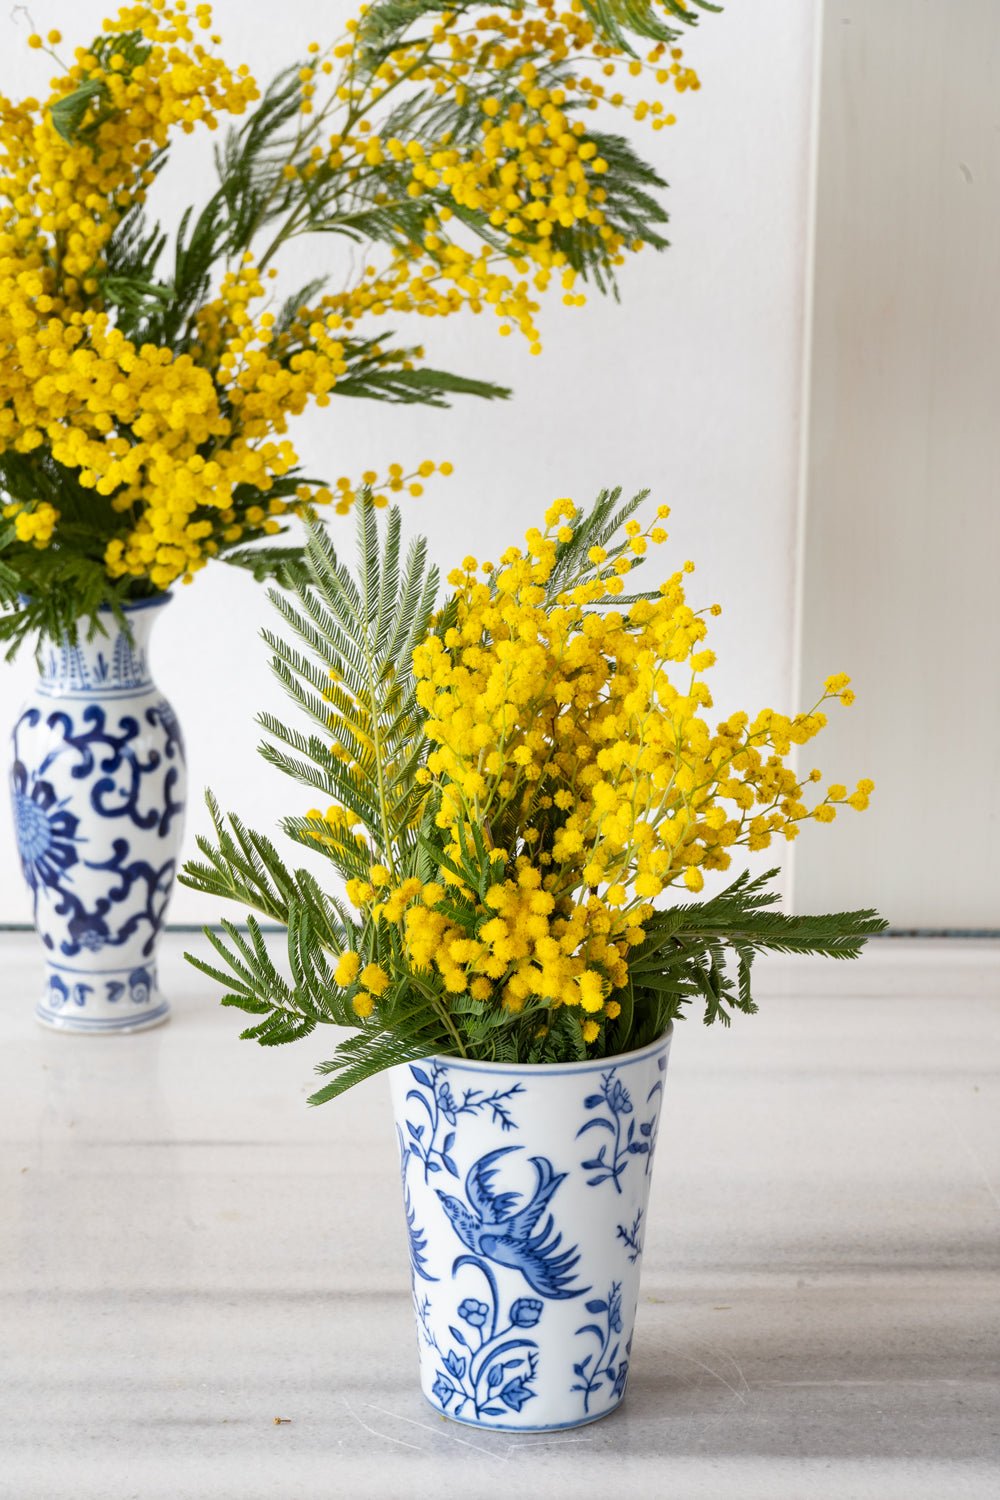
389 1028 672 1432
9 598 185 1032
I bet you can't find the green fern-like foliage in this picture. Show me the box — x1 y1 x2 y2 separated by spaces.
182 495 885 1104
578 0 721 54
182 500 467 1080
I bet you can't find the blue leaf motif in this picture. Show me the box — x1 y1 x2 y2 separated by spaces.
487 1364 505 1390
431 1373 455 1407
448 1325 468 1347
582 1148 609 1169
444 1350 467 1381
410 1066 433 1088
500 1377 535 1413
616 1211 644 1263
585 1299 608 1314
396 1127 436 1285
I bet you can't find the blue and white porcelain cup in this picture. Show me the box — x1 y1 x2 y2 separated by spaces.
9 597 185 1032
390 1028 672 1431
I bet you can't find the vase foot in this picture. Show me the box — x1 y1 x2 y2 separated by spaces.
35 1000 171 1034
35 960 170 1034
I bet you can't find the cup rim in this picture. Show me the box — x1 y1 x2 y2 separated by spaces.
18 592 172 613
421 1024 672 1078
101 593 172 614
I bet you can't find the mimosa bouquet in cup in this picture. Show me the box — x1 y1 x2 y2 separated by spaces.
182 490 884 1430
184 489 883 1076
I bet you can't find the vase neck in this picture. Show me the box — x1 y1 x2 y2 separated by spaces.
38 600 169 697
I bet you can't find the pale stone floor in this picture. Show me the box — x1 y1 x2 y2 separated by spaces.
1 932 998 1499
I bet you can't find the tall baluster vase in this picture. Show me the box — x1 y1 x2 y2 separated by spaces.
9 597 186 1032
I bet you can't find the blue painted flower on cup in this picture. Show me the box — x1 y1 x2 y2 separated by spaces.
457 1298 490 1328
605 1078 632 1116
510 1298 543 1329
437 1082 460 1123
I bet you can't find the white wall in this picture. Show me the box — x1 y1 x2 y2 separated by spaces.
0 0 818 925
794 0 1000 928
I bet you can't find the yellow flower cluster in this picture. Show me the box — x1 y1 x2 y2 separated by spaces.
330 949 389 1018
413 501 870 904
2 498 59 546
305 802 370 861
402 862 640 1035
99 253 370 585
6 4 257 289
321 854 640 1043
304 498 872 1045
0 4 276 586
301 5 703 351
327 460 454 515
370 3 699 133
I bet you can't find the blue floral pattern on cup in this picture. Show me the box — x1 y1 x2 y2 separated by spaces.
572 1282 631 1413
390 1032 672 1432
403 1060 523 1181
616 1209 645 1264
576 1068 657 1192
396 1126 437 1286
428 1269 545 1420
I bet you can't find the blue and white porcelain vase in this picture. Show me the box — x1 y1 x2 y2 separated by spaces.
9 598 185 1032
390 1028 672 1432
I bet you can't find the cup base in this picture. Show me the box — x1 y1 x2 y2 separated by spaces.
422 1390 624 1434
